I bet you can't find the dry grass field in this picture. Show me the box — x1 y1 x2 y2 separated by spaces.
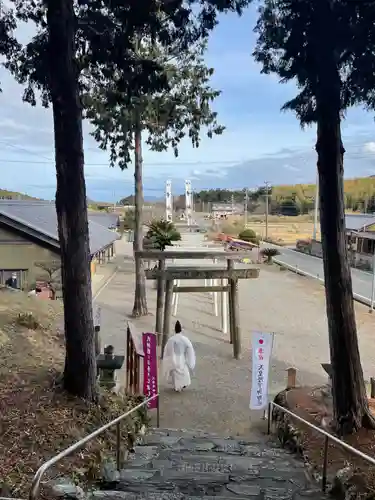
220 214 319 245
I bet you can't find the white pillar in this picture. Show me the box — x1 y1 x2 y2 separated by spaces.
166 179 173 222
213 278 219 317
185 179 192 226
221 278 228 334
173 279 180 316
172 279 177 306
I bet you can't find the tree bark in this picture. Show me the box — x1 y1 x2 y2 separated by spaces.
132 122 148 317
47 0 97 400
315 6 374 432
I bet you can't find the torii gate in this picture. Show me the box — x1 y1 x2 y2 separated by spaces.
136 250 260 360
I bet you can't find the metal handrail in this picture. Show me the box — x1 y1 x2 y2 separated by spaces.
268 401 375 492
29 394 158 500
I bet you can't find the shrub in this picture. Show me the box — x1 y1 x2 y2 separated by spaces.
238 229 259 244
220 221 242 236
16 312 39 330
120 210 135 231
296 238 312 253
146 219 181 251
260 247 281 264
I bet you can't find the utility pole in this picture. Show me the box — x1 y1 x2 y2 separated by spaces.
231 193 234 215
244 188 248 227
265 181 270 240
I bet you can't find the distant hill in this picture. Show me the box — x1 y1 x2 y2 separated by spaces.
0 189 41 200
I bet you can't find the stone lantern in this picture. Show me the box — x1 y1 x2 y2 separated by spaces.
97 345 125 391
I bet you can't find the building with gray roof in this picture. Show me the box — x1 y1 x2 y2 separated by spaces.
0 200 120 290
345 213 375 232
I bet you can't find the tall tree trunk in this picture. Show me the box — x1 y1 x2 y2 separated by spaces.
132 122 148 317
315 8 374 432
47 0 97 400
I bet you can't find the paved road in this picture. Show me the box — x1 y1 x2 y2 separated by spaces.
266 244 374 304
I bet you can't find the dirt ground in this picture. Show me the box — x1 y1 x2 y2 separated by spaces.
281 386 375 495
0 288 145 497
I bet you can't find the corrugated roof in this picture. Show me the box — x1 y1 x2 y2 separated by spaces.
0 200 120 255
352 231 375 241
87 211 119 229
345 213 375 231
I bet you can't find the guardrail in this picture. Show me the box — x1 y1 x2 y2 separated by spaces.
257 241 372 307
273 257 373 308
29 394 158 500
267 401 375 492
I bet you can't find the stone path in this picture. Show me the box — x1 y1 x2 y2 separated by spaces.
96 235 375 435
94 427 327 500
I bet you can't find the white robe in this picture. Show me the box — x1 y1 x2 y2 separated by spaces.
162 333 196 391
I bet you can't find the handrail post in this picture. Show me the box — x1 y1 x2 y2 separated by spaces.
116 421 121 470
267 402 272 434
322 435 329 492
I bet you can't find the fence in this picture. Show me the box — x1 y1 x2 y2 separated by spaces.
267 400 375 492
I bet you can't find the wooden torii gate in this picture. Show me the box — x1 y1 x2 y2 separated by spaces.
136 250 260 359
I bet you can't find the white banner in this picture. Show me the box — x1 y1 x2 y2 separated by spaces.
250 331 274 410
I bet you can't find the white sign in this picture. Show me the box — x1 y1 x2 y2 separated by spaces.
94 304 101 327
249 331 274 410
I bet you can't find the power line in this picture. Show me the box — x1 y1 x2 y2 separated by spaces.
0 140 53 162
0 140 247 166
0 158 241 166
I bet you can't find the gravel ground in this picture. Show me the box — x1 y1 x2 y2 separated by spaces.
97 236 375 436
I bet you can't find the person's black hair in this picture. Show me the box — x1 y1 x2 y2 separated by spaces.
175 320 182 333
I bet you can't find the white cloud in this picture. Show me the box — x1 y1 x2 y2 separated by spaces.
283 164 300 172
0 119 32 132
363 142 375 154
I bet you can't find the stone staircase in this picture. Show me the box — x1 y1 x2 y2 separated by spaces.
92 427 327 500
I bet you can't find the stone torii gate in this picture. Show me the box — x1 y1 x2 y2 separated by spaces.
136 250 260 359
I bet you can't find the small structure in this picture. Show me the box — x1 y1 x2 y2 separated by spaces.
137 250 260 360
211 203 243 219
97 345 124 391
311 213 375 269
125 322 144 394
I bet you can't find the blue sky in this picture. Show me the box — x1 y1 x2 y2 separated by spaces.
1 4 375 201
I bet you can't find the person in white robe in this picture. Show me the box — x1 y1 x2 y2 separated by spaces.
162 320 196 392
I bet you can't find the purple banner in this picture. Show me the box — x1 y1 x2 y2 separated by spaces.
142 332 158 409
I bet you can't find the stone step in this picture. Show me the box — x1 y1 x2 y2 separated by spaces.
140 430 270 451
91 493 260 500
126 451 299 472
94 428 328 500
